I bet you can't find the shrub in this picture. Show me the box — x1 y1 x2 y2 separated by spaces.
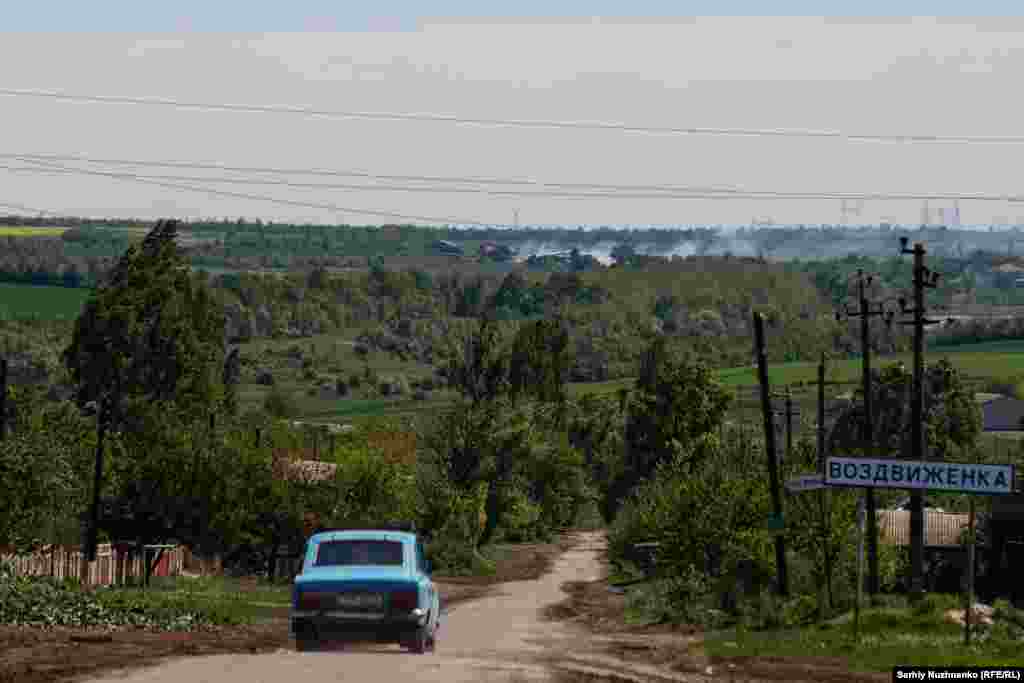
263 385 297 419
0 561 242 630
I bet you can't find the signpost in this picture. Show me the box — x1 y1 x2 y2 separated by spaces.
826 456 1015 494
847 496 864 641
785 475 826 493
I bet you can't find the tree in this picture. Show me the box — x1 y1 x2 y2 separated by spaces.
610 337 733 517
507 317 570 407
437 317 510 408
828 358 982 460
61 219 230 575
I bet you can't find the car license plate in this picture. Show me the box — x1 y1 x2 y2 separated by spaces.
335 593 383 609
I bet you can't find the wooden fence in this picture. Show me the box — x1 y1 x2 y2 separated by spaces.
878 510 971 548
0 543 185 587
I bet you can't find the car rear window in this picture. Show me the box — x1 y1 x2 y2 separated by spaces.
315 540 404 567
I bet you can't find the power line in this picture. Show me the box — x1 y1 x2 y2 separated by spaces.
2 88 1023 144
0 151 745 194
4 158 498 226
1 161 728 200
7 157 1024 204
0 200 56 216
8 151 1024 202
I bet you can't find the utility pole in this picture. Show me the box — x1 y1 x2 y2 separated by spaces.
754 312 788 597
0 357 7 442
85 399 109 564
836 269 899 597
817 353 833 617
771 387 800 464
897 238 942 599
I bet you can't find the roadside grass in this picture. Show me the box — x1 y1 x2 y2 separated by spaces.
132 575 292 624
702 597 1024 672
0 282 91 321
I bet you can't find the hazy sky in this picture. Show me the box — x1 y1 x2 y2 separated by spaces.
2 4 1024 227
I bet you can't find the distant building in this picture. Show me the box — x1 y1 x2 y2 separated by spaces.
432 240 464 255
981 397 1024 432
479 242 515 261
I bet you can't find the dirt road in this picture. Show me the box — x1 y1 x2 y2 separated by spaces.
80 531 675 683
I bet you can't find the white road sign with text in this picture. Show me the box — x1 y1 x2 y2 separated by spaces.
826 456 1015 494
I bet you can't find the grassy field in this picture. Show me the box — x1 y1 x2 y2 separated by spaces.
139 574 292 623
713 348 1024 389
930 339 1024 354
0 282 91 320
231 335 1024 422
0 226 69 236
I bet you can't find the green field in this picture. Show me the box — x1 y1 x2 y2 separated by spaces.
711 348 1024 389
0 226 69 236
930 339 1024 354
0 282 91 320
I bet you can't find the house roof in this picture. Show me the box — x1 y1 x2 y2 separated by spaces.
981 397 1024 431
271 450 338 483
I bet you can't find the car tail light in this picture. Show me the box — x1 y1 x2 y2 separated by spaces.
298 591 332 610
389 589 418 612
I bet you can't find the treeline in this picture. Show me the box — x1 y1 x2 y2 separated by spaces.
0 222 713 580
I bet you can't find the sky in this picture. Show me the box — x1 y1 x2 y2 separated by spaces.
2 3 1024 227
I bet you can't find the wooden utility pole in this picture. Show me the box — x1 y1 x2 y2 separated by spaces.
966 498 977 646
837 269 899 597
754 312 788 597
898 238 942 599
85 400 109 563
0 357 6 442
817 353 833 615
785 389 794 463
771 387 799 465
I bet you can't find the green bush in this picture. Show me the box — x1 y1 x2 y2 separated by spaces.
0 560 242 630
496 484 542 543
263 385 297 418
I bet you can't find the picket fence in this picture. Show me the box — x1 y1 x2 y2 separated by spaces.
877 510 971 548
0 543 185 586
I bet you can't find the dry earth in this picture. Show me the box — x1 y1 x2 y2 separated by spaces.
1 532 887 683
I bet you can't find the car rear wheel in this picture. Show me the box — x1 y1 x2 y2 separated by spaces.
296 636 319 652
406 624 430 654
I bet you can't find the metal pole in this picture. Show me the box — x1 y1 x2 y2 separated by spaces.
754 312 788 597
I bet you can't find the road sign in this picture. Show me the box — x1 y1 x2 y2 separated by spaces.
785 475 826 493
765 514 785 534
826 456 1015 494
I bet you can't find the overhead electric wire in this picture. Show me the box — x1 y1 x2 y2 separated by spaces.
4 158 504 226
2 87 1023 144
0 152 746 194
0 200 55 215
1 160 730 200
7 157 1024 204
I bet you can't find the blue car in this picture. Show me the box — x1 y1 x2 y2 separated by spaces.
290 523 440 653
